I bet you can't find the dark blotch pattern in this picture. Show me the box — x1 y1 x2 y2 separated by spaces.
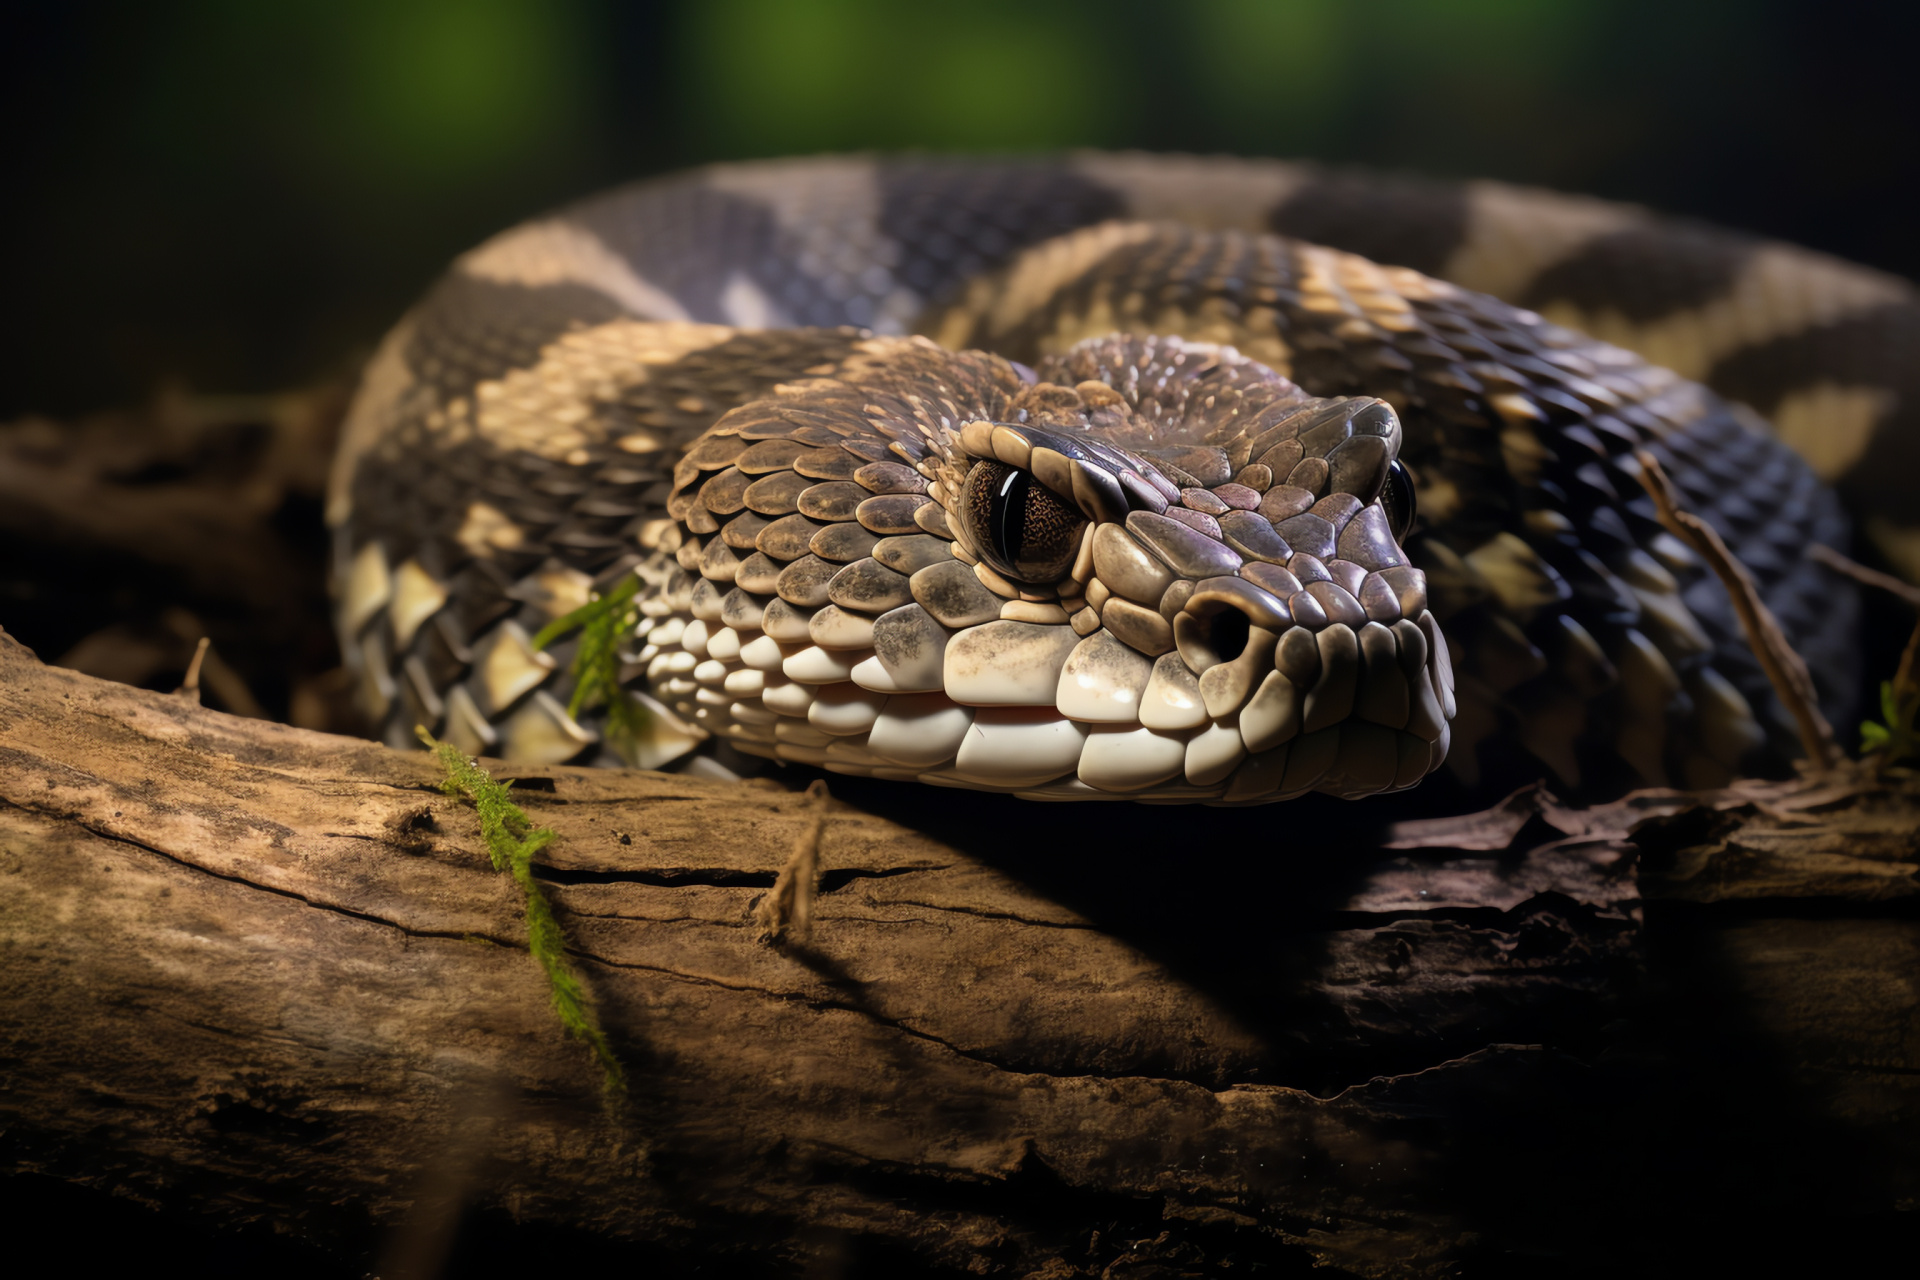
1708 300 1920 520
1268 173 1473 277
876 160 1129 307
405 277 628 402
1524 226 1756 322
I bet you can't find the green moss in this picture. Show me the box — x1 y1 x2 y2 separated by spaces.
1860 621 1920 766
417 727 626 1098
531 572 649 758
1861 679 1920 764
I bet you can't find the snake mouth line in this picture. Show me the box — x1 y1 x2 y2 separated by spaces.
639 606 1454 806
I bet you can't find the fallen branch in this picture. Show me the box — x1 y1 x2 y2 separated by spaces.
2 628 1916 1275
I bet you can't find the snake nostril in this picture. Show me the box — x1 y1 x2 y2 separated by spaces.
1175 601 1252 672
1208 609 1250 664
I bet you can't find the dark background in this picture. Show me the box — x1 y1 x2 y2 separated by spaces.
6 0 1918 419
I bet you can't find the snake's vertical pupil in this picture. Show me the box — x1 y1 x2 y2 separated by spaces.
991 467 1030 566
1382 459 1417 540
962 459 1086 584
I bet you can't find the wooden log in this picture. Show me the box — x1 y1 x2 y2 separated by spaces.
1 628 1915 1276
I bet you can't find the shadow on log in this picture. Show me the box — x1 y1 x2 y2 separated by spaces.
2 627 1917 1277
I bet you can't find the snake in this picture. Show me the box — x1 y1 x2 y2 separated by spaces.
326 154 1913 804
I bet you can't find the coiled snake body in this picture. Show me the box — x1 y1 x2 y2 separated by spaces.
329 155 1910 803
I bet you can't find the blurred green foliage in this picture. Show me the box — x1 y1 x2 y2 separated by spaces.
682 0 1117 152
678 0 1615 163
4 0 1916 414
144 0 593 189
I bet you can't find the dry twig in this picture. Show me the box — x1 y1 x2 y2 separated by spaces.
1808 543 1920 611
173 636 211 703
1632 450 1840 771
754 778 831 941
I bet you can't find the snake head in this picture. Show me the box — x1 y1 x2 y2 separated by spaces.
923 336 1453 801
653 332 1454 802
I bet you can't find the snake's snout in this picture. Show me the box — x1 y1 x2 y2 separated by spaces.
1069 554 1456 804
1031 374 1457 801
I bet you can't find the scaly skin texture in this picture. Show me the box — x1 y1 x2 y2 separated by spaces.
331 156 1870 802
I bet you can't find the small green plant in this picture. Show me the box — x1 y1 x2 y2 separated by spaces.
1860 620 1920 766
532 572 649 754
417 727 627 1097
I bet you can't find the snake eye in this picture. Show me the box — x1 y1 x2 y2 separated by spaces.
1381 459 1417 540
960 460 1086 584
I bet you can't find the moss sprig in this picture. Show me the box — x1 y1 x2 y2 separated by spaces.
532 572 649 755
417 727 627 1097
1861 619 1920 766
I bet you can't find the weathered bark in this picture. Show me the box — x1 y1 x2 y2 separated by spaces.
2 627 1916 1276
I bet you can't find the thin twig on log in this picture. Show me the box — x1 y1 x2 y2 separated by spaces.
1633 450 1841 771
174 634 211 703
1809 543 1920 611
163 609 268 719
754 777 829 941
